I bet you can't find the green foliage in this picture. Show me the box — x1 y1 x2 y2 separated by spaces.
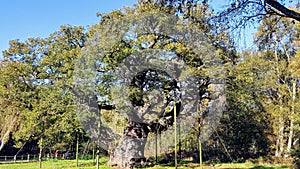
1 25 87 151
291 145 300 168
0 60 36 150
220 53 272 160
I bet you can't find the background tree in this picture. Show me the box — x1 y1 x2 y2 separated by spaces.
254 14 300 157
0 59 36 151
215 52 272 161
2 25 87 152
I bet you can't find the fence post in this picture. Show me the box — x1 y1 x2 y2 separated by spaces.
27 154 30 162
14 155 16 163
21 155 23 161
4 155 7 161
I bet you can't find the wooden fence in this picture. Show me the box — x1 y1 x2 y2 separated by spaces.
0 154 38 163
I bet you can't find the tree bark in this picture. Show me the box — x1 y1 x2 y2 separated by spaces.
274 40 284 158
109 121 149 168
275 114 284 157
108 102 181 168
0 115 18 152
265 0 300 22
0 130 10 152
287 80 296 153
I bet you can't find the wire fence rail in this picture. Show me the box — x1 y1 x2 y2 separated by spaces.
0 154 40 164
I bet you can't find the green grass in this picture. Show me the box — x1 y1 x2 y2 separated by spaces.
143 163 290 169
0 158 112 169
0 158 291 169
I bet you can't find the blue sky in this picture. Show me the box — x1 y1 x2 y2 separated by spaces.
0 0 136 58
0 0 255 59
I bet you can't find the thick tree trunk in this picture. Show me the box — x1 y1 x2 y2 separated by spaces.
108 102 181 168
108 121 149 168
110 137 147 168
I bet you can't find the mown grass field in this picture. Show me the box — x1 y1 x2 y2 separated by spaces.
0 158 109 169
0 157 292 169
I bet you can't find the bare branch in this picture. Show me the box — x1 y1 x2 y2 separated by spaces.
265 0 300 22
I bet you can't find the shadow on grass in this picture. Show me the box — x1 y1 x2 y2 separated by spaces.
251 166 289 169
146 158 200 168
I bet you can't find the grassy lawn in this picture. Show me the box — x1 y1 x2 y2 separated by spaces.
0 158 112 169
144 163 290 169
0 158 291 169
